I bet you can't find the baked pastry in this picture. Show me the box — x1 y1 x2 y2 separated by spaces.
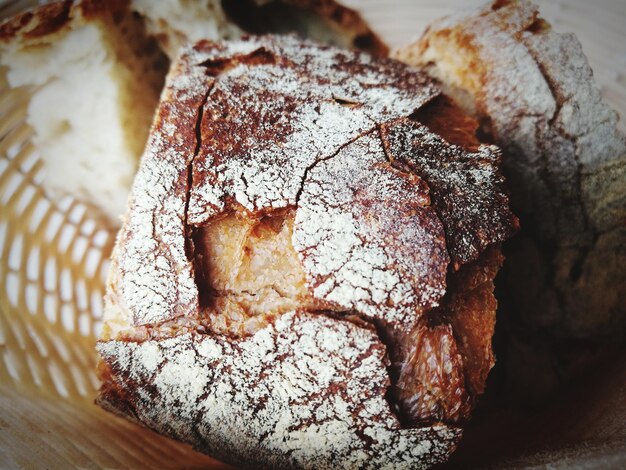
0 0 384 224
0 0 167 223
96 35 517 468
394 0 626 395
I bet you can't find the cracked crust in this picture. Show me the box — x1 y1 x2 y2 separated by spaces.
98 311 461 469
293 131 449 333
380 117 519 269
99 36 518 467
395 0 626 390
187 36 439 223
389 247 504 424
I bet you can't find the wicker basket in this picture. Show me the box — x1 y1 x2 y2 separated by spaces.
1 1 624 468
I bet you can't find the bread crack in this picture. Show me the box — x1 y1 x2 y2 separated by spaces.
293 126 378 207
99 38 518 464
521 37 593 248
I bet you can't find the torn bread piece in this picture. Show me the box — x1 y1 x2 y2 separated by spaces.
97 36 517 468
395 0 626 392
0 1 168 223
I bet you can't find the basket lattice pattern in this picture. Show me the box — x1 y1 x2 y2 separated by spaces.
0 69 222 467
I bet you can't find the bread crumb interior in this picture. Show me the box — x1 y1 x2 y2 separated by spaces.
193 208 319 337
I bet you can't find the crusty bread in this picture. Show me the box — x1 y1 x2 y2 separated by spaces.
97 36 517 468
221 0 388 56
133 0 387 60
394 0 626 394
0 1 167 223
0 0 385 225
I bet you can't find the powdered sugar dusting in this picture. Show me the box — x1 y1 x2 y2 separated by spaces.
98 311 460 469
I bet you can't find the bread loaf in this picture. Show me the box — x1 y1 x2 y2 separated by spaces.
97 35 518 468
394 0 626 395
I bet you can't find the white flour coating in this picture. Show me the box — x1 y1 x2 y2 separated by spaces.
380 120 517 267
106 50 210 327
187 35 439 223
416 0 625 243
99 36 520 467
98 311 461 469
520 25 626 236
293 132 449 331
399 0 625 349
191 96 373 220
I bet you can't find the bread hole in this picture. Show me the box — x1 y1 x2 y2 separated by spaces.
192 208 319 337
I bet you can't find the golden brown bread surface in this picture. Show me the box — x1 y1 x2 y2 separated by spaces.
395 0 626 397
96 36 517 468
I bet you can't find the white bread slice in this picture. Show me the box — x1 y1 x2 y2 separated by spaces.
0 1 167 224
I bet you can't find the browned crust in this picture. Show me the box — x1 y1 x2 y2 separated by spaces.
98 35 518 467
0 1 70 40
0 0 129 42
221 0 388 55
396 0 626 397
284 0 388 55
380 117 518 269
411 95 482 151
97 311 463 469
389 247 503 424
444 247 503 398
